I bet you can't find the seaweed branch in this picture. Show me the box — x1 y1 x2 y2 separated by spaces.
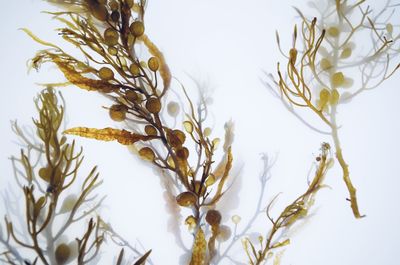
25 0 238 263
244 143 332 264
269 0 400 218
0 88 148 264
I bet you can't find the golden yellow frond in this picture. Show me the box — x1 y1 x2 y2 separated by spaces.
63 127 158 145
52 57 119 93
21 28 61 50
189 228 207 265
141 34 171 90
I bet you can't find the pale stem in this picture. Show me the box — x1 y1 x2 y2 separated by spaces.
330 107 364 218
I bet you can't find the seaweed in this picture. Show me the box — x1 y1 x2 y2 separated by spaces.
1 0 398 264
267 0 400 218
0 88 151 265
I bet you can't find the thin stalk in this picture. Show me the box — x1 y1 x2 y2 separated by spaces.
330 107 364 218
328 9 364 218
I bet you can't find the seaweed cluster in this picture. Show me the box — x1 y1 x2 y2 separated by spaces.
0 88 151 264
269 0 399 218
1 0 399 264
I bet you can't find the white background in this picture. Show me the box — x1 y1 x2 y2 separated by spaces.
1 0 400 264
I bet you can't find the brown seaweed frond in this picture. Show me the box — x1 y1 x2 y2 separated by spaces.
26 0 237 263
243 143 332 264
0 88 148 264
270 0 400 219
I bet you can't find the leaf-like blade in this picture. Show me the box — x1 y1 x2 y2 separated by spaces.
21 28 61 49
116 248 124 265
207 147 233 205
189 228 207 265
64 127 158 145
52 57 119 93
141 34 171 90
133 250 152 265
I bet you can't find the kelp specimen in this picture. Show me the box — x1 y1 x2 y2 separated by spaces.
28 0 242 262
0 88 151 265
0 0 365 264
26 0 240 263
268 0 400 218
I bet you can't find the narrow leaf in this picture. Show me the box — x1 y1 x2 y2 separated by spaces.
116 248 124 265
64 127 158 145
272 239 291 249
141 34 171 90
52 57 119 93
133 250 152 265
21 28 61 49
208 147 233 205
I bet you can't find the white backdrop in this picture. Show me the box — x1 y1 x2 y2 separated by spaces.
1 0 400 264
